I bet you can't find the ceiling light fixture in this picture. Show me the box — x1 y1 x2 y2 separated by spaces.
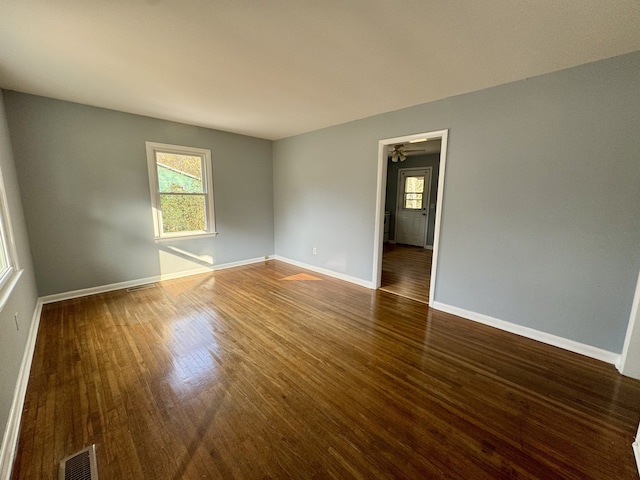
391 151 407 162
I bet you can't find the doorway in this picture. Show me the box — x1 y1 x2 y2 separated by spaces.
372 130 448 306
380 165 434 303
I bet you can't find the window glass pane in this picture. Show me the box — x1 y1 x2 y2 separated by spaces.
404 176 424 194
404 193 423 209
156 153 204 193
160 194 206 233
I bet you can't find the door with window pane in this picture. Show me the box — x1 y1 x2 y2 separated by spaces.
396 168 431 246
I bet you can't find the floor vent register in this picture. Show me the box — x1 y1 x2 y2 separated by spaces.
58 444 99 480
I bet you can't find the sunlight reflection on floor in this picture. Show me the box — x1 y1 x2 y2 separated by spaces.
168 316 219 397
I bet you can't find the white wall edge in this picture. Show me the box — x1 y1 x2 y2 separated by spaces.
633 438 640 478
274 256 374 289
0 300 42 480
40 256 274 304
432 301 620 365
634 423 640 477
617 268 640 375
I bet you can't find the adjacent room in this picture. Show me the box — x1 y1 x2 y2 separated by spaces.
1 1 640 479
380 138 441 303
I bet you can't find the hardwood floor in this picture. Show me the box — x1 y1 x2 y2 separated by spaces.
12 260 640 479
380 243 432 303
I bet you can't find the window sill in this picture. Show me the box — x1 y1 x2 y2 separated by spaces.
0 269 23 313
154 232 219 243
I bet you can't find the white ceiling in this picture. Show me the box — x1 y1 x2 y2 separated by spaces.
1 1 639 141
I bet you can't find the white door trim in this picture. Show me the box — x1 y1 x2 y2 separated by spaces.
373 129 449 306
395 167 432 247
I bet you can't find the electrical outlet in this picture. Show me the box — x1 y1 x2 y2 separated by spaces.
312 247 317 255
14 312 19 331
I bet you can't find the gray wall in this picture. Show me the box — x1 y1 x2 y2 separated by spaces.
0 92 39 452
385 154 440 244
4 93 274 296
274 51 640 354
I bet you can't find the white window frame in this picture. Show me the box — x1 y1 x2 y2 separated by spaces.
146 142 217 241
0 165 22 312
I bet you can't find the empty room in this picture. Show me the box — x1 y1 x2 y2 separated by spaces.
1 1 640 479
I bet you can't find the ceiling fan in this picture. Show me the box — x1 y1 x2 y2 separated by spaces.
388 144 426 162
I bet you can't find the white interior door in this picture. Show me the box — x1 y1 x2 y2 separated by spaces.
396 168 431 246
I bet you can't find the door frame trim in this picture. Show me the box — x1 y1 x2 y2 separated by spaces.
395 166 432 247
373 129 449 306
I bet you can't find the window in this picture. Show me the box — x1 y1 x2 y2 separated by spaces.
0 166 22 312
146 142 216 240
403 175 425 209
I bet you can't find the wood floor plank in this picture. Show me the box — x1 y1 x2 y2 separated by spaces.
11 260 640 479
380 243 431 303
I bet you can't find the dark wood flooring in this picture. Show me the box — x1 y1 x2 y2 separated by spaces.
380 243 432 303
11 260 640 479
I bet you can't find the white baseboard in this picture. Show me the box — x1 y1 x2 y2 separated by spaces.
40 256 273 304
0 300 43 480
274 256 374 289
431 301 620 365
